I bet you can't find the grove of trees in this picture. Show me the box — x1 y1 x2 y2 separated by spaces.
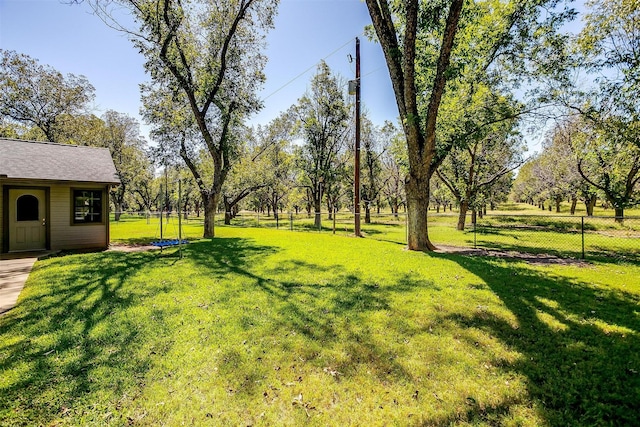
512 0 640 222
1 0 638 244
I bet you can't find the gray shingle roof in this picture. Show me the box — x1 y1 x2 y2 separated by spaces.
0 138 120 185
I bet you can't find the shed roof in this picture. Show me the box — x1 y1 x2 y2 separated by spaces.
0 138 120 185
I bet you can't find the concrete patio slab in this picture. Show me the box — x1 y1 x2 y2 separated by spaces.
0 251 57 316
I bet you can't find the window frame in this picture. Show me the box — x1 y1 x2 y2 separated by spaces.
70 188 105 225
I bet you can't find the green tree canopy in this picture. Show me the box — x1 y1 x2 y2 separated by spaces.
365 0 574 250
0 50 95 142
94 0 278 238
292 61 350 229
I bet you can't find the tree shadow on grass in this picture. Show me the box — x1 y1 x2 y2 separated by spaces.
188 238 583 425
186 237 429 384
471 223 640 264
8 234 636 425
473 240 585 260
433 252 640 425
0 251 171 425
473 239 640 265
111 236 161 245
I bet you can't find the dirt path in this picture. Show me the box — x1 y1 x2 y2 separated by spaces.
435 245 590 267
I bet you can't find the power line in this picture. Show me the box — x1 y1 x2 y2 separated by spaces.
361 66 385 80
262 36 362 102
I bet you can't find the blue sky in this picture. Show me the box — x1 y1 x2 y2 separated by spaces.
1 0 586 154
0 0 397 139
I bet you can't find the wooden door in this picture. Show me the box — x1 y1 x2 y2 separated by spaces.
9 189 47 252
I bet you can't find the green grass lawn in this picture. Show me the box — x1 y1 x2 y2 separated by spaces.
109 214 206 244
2 226 639 426
220 208 638 261
109 203 640 262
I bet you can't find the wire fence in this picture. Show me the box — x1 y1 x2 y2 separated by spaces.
473 214 640 262
110 211 640 262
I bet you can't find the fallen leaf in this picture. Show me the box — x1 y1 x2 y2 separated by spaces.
323 367 341 377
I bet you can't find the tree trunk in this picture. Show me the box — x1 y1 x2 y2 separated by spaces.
314 197 322 229
457 199 468 231
203 192 217 238
365 203 371 224
615 207 624 223
391 198 399 218
586 195 596 216
113 185 126 221
224 197 232 225
555 196 561 213
114 200 123 222
570 196 577 215
406 176 435 250
471 209 477 225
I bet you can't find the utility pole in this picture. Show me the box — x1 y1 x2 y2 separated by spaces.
354 37 361 237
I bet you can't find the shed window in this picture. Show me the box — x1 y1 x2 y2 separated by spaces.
17 195 39 221
73 190 103 224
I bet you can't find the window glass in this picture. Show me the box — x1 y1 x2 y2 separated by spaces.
73 190 103 224
17 195 39 221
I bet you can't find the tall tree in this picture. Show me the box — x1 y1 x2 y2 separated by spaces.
293 61 350 229
429 173 454 213
132 162 159 214
360 115 385 223
380 122 406 218
95 0 278 238
101 110 149 221
573 0 639 151
533 118 594 215
40 109 151 219
221 127 268 224
511 161 541 206
0 50 95 142
259 115 295 220
547 118 598 215
436 102 524 230
364 0 464 249
545 0 639 219
573 118 640 221
364 0 573 250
